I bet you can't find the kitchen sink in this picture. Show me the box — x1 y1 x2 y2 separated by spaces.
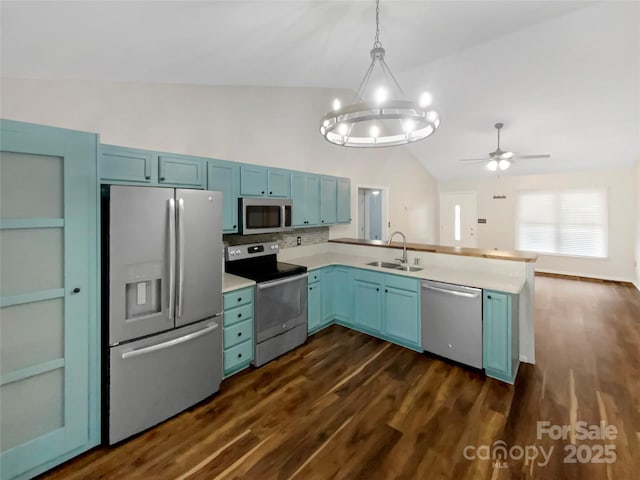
366 261 423 272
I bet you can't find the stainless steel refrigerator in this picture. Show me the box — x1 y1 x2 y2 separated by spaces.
102 185 223 444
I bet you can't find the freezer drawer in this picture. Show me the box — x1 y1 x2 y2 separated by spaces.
107 318 222 444
421 280 483 369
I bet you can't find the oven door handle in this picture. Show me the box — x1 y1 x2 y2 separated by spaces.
256 272 308 289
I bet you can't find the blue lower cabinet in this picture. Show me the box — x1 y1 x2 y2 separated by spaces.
383 283 421 350
308 279 323 333
353 278 384 333
222 287 254 377
483 290 519 384
333 267 353 325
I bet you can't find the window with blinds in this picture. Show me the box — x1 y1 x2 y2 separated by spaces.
516 188 608 257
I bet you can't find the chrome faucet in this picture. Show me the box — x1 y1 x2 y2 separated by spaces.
388 231 408 265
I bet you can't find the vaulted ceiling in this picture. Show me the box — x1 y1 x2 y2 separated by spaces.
2 0 639 179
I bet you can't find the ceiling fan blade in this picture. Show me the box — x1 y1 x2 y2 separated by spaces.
516 154 551 159
458 158 489 163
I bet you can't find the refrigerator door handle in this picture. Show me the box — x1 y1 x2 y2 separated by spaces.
120 322 219 359
168 198 176 319
177 197 185 318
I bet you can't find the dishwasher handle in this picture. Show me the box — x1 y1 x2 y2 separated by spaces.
421 284 481 299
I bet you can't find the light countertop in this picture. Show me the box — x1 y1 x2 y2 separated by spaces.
329 238 537 263
223 272 255 293
285 252 526 294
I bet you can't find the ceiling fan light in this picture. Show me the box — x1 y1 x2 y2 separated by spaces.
332 98 341 111
375 87 388 104
338 123 349 135
487 160 498 171
403 119 416 133
498 159 510 170
369 125 380 138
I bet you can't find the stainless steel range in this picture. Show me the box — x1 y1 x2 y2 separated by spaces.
225 242 308 366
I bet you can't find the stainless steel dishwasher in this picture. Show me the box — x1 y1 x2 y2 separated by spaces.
421 280 482 369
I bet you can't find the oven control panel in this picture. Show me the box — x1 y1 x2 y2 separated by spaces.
225 241 279 261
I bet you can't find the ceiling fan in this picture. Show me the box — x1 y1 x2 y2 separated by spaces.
458 122 550 171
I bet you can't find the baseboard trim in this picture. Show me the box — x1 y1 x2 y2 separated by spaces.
535 270 635 286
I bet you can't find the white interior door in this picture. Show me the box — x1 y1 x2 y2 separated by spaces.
439 192 477 248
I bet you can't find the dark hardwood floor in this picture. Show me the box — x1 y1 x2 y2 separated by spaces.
41 276 640 479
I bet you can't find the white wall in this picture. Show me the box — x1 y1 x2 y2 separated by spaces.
439 168 636 282
635 160 640 289
0 77 438 243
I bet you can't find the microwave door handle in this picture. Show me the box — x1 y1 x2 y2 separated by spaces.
168 198 176 319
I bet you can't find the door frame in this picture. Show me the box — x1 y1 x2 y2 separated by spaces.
355 184 389 242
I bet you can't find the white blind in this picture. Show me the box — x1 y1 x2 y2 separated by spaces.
516 188 608 258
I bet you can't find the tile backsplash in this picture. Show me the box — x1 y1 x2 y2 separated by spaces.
223 227 329 249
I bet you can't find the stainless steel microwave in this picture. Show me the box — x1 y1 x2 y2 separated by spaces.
239 197 293 235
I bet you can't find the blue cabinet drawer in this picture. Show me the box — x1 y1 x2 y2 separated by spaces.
224 339 253 372
224 302 253 326
223 287 254 309
224 319 253 349
353 268 383 285
385 274 419 292
308 269 323 284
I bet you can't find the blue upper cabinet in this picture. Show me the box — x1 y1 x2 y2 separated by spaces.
240 165 290 197
336 177 351 223
158 154 205 188
100 145 205 189
100 144 155 184
267 168 290 197
290 172 320 227
207 159 240 233
483 290 520 384
240 165 268 196
320 175 337 225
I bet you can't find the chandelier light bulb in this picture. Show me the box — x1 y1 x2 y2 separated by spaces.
403 119 416 133
487 160 498 171
426 111 438 123
369 125 380 138
419 91 432 108
498 159 511 170
338 123 349 135
375 87 388 104
332 98 341 111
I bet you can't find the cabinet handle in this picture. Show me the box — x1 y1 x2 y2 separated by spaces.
237 297 242 302
376 287 380 291
72 287 81 294
261 191 265 194
237 313 242 318
309 287 313 290
237 332 242 337
145 175 151 180
238 353 242 358
487 295 492 299
233 224 237 228
269 191 273 195
160 176 165 181
321 220 325 223
385 289 388 293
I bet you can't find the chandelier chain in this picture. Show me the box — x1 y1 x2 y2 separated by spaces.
374 0 381 48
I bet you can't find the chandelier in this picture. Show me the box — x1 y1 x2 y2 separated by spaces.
319 0 440 148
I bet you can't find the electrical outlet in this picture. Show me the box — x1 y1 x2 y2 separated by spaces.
296 236 302 246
